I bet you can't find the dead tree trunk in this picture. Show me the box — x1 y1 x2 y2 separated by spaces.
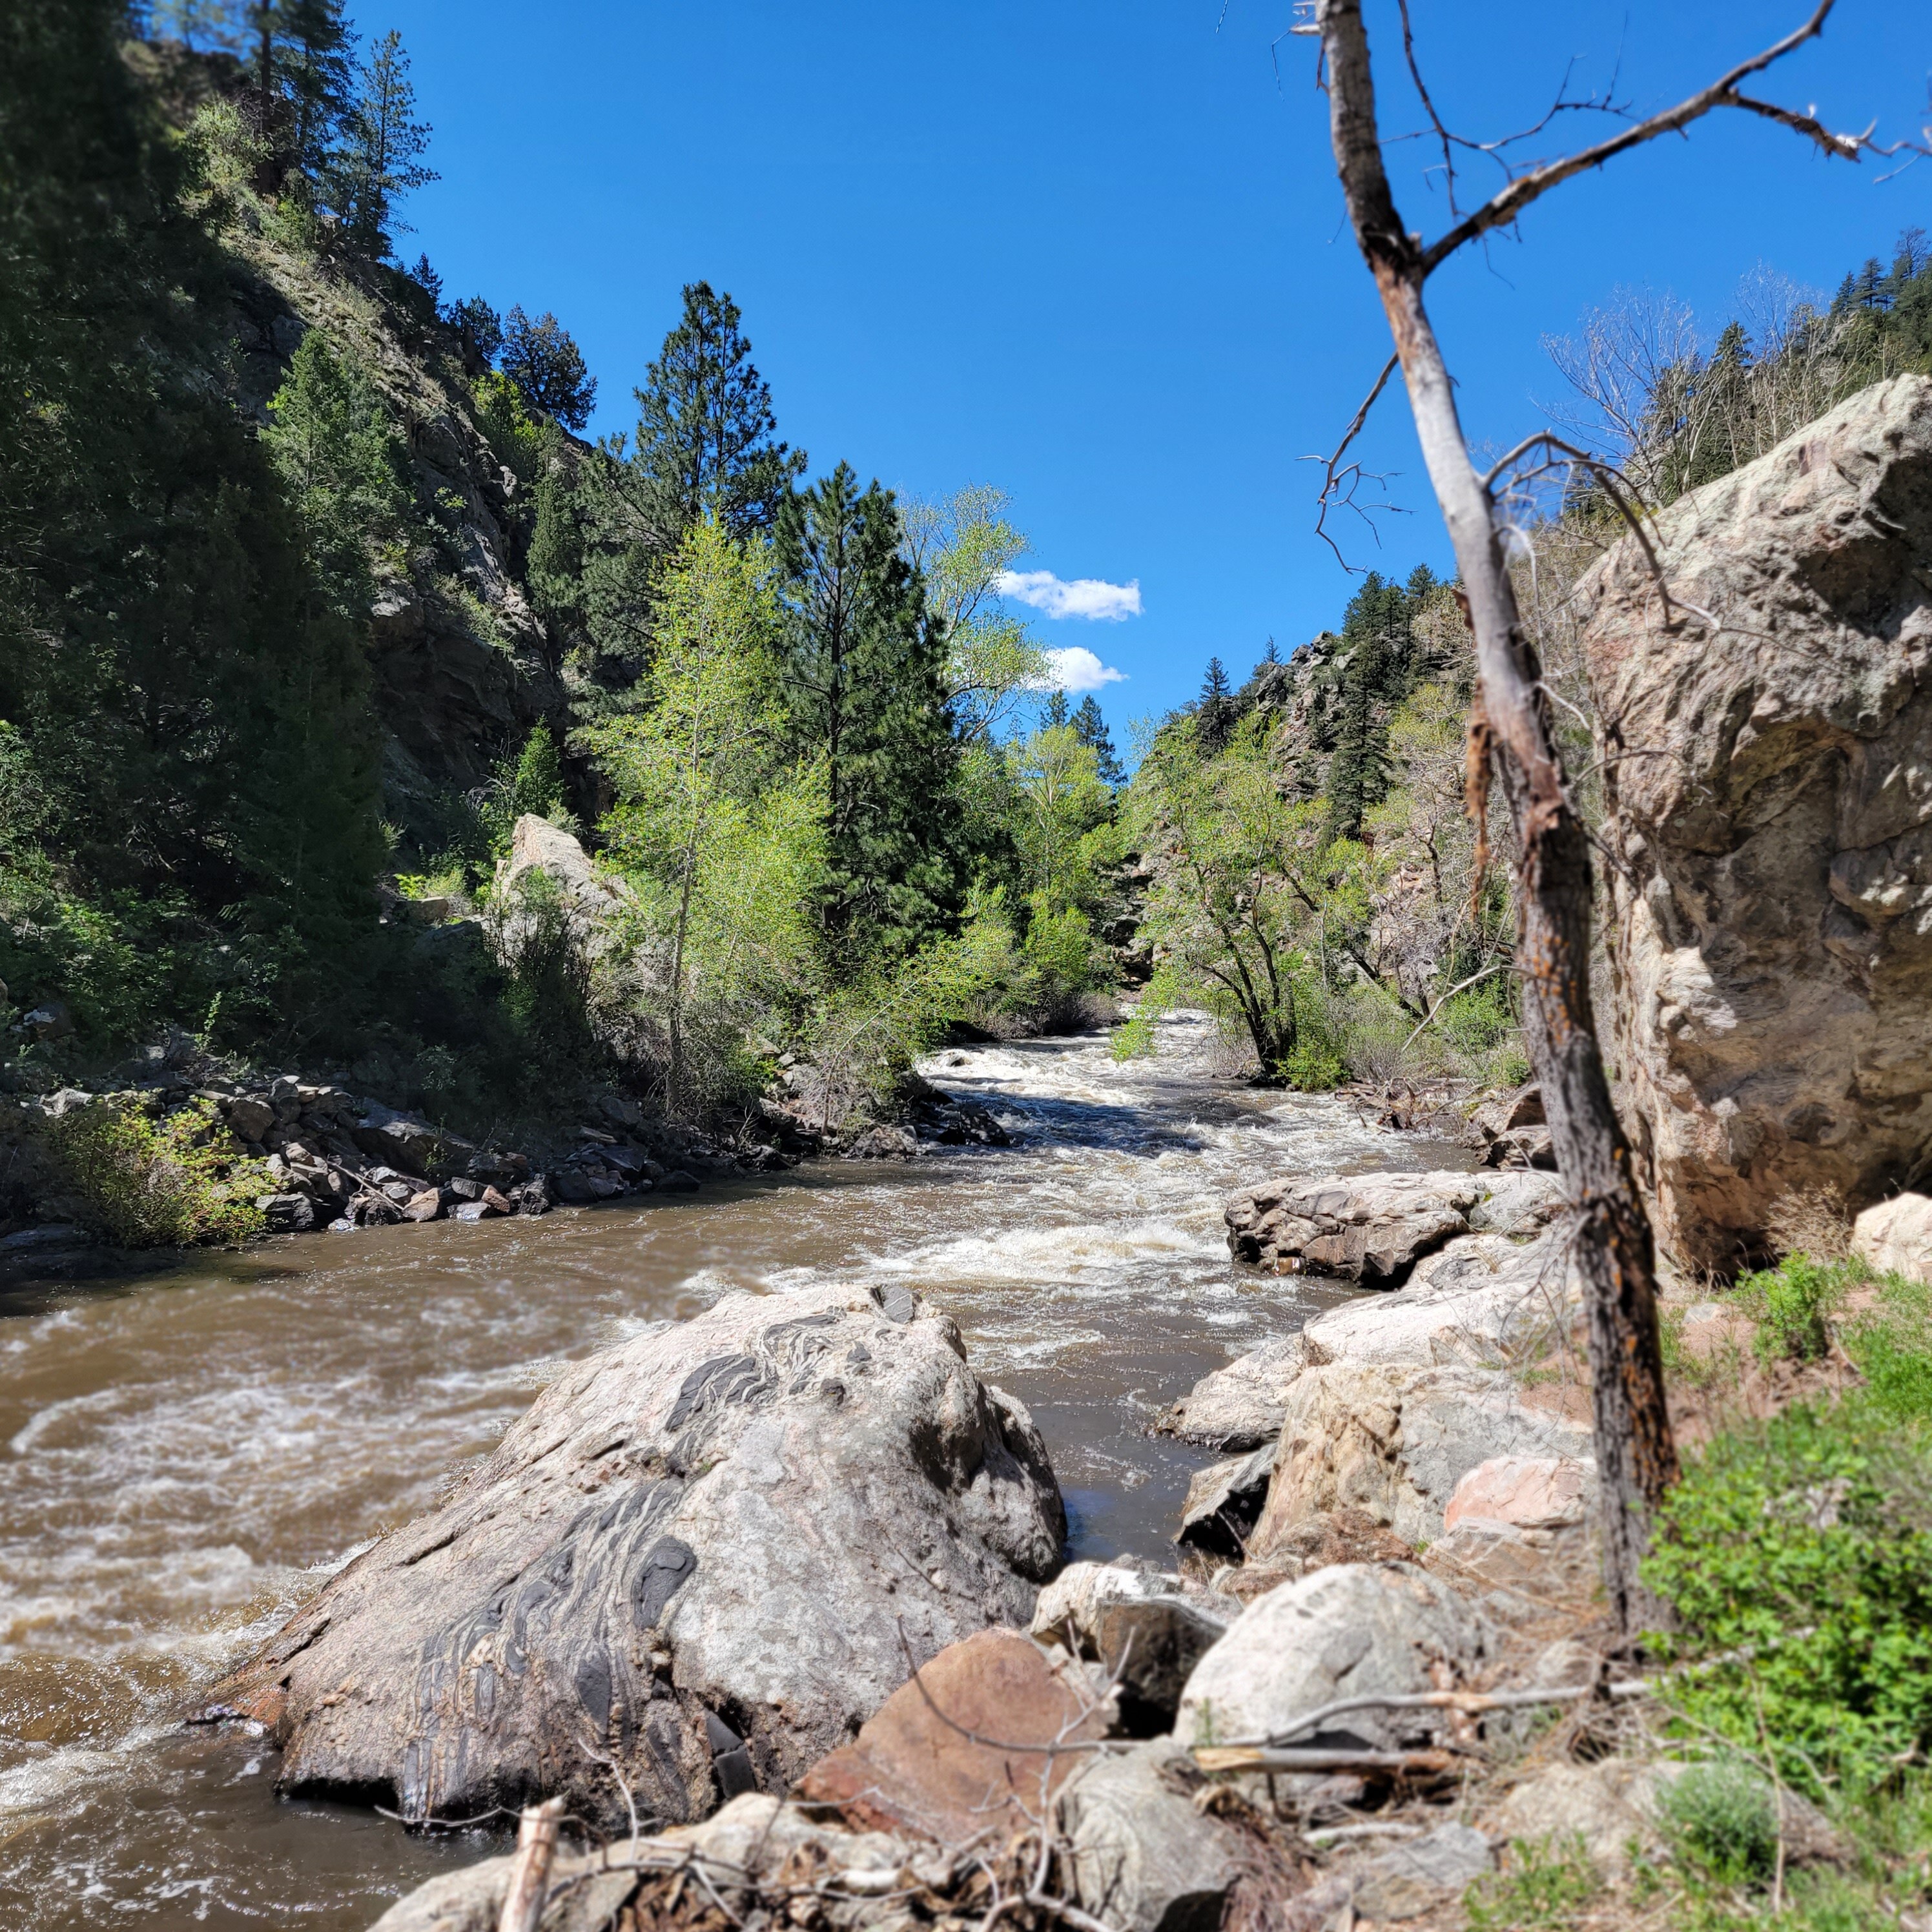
1315 0 1678 1636
1300 0 1922 1635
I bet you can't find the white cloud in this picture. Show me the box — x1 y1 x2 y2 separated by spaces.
995 569 1143 622
1043 646 1127 694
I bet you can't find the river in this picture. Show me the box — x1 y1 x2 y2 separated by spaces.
0 1014 1459 1929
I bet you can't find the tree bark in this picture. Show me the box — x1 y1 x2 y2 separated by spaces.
1315 0 1679 1637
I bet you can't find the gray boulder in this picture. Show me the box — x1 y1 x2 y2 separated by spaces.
1173 1561 1489 1753
1578 374 1932 1269
1174 1443 1277 1557
1225 1171 1479 1283
201 1284 1064 1829
1030 1561 1235 1726
1155 1333 1307 1448
1060 1738 1249 1932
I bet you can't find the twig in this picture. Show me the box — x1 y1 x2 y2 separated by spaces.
1192 1745 1461 1774
1397 960 1508 1056
497 1797 566 1932
1306 352 1403 570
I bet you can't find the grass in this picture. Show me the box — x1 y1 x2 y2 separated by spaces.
1464 1835 1602 1928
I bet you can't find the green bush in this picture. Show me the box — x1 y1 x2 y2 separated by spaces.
1732 1253 1858 1365
1656 1760 1781 1886
1643 1396 1932 1794
46 1098 267 1247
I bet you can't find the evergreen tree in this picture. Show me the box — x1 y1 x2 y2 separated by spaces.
630 282 805 540
1041 689 1071 730
447 294 502 365
526 436 584 625
777 464 963 952
1196 656 1236 754
1071 694 1125 786
501 306 597 429
332 28 435 256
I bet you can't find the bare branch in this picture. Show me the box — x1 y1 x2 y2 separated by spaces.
1417 0 1929 275
1306 351 1404 570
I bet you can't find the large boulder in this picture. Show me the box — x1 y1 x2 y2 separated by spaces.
200 1284 1064 1828
1578 374 1932 1270
1852 1190 1932 1281
492 814 632 955
1173 1562 1490 1752
1224 1171 1479 1283
1299 1221 1577 1371
1224 1169 1561 1284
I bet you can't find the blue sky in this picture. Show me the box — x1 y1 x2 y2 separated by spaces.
377 1 1929 731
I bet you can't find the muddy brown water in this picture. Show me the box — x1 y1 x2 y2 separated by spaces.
0 1015 1467 1928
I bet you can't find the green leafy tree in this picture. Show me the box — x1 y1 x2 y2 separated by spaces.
588 521 822 1102
901 485 1047 743
630 282 804 540
777 464 965 954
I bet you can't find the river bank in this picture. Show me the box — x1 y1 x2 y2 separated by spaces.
0 1014 1467 1928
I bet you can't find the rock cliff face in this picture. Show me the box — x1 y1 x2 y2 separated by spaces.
1579 375 1932 1269
222 229 566 819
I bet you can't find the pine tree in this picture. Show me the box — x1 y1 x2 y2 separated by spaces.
1071 695 1124 786
1196 656 1236 754
500 307 597 429
447 294 502 366
1042 690 1071 730
333 28 435 256
630 282 805 540
777 464 963 952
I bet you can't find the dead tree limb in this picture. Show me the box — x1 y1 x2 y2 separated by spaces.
497 1796 566 1932
1306 0 1930 1638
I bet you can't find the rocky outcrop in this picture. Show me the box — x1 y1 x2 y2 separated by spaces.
1224 1168 1561 1283
1249 1359 1594 1550
200 1284 1064 1829
1579 374 1932 1269
493 814 632 945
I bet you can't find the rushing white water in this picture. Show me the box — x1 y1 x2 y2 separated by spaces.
0 1012 1463 1927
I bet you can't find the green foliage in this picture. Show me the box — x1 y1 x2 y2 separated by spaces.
265 330 412 606
1731 1253 1857 1366
1463 1835 1601 1929
501 305 597 429
589 520 824 1106
1644 1392 1932 1794
902 485 1047 745
330 28 436 257
1656 1762 1782 1887
472 370 544 485
46 1098 267 1247
1845 1271 1932 1424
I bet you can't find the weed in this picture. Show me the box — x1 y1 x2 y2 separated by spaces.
1463 1834 1601 1928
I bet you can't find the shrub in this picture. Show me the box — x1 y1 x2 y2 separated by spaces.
1643 1397 1932 1794
1463 1835 1601 1928
1656 1760 1781 1886
1732 1253 1858 1365
46 1098 267 1247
